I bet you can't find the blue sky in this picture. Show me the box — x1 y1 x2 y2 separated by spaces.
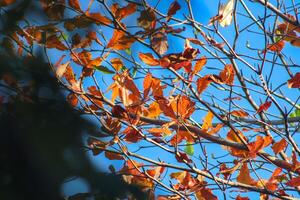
54 0 300 199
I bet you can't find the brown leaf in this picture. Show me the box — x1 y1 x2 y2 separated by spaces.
110 58 123 71
219 64 235 85
143 102 161 118
151 31 168 55
266 40 285 53
272 138 287 154
147 127 172 137
123 127 143 143
68 0 81 11
107 29 135 50
139 53 160 66
237 162 256 185
170 95 195 119
40 0 65 20
176 152 192 163
287 72 300 88
67 93 78 107
236 195 249 200
46 35 68 51
167 1 181 21
105 151 123 160
137 8 156 30
194 56 207 74
113 2 137 21
196 75 212 95
195 187 218 200
230 110 249 117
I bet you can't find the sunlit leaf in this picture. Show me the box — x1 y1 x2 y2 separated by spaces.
184 142 194 156
237 162 256 185
139 53 160 66
272 138 287 154
287 72 300 88
256 101 272 114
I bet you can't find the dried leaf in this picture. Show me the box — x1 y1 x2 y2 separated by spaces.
137 8 156 30
195 187 218 200
202 111 214 130
110 58 123 71
139 53 160 66
194 56 207 74
197 75 212 95
236 195 249 200
107 29 135 50
272 138 287 154
286 176 300 187
219 64 235 85
67 93 78 107
230 110 249 117
237 162 256 185
256 101 272 114
68 0 81 11
287 72 300 88
113 2 137 21
167 1 181 21
266 40 285 53
151 31 168 55
105 151 123 160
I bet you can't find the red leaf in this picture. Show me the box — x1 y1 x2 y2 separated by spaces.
67 93 78 107
123 127 142 143
286 176 300 187
287 72 300 88
175 152 192 163
236 195 249 200
256 101 272 114
0 0 16 6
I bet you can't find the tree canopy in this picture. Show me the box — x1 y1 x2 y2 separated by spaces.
1 0 300 199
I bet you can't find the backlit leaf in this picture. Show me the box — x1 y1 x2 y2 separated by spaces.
286 176 300 187
272 138 287 154
237 162 256 185
167 1 181 22
287 72 300 88
256 101 272 114
184 142 194 156
94 65 115 74
139 53 160 66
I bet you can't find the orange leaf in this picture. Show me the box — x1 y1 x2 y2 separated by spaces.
230 110 249 117
170 95 195 119
236 195 249 200
107 29 135 50
237 162 256 185
287 72 300 88
105 151 123 160
194 56 207 74
286 176 300 187
197 75 212 95
67 93 78 107
113 2 137 21
147 127 172 137
272 138 287 154
143 102 161 118
110 58 123 71
196 187 218 200
143 73 153 99
256 101 272 114
68 0 81 10
219 64 235 85
146 166 165 179
202 111 214 130
266 40 285 53
139 53 160 66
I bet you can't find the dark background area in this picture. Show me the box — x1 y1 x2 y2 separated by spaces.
0 1 145 199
